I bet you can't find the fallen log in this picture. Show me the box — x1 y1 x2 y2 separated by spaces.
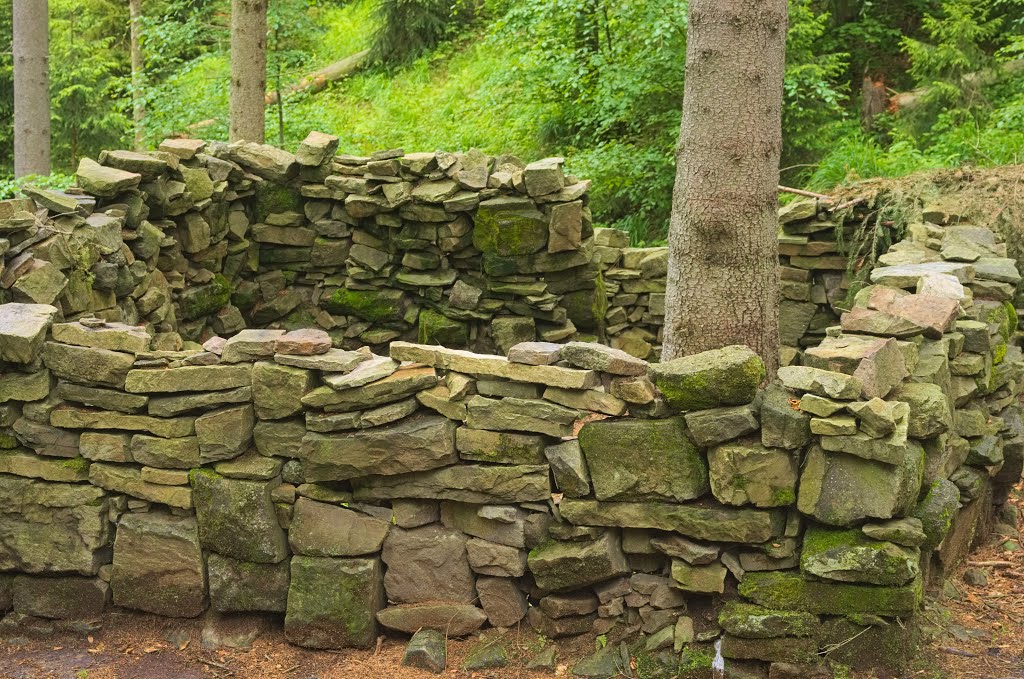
266 49 370 105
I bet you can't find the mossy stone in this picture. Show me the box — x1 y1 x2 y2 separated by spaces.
815 616 918 673
527 532 629 592
578 417 708 502
321 288 405 323
178 274 232 321
253 180 302 222
472 200 548 256
191 470 288 563
649 345 766 412
284 556 384 649
738 570 922 616
911 479 960 550
718 601 817 639
800 524 920 586
418 309 468 347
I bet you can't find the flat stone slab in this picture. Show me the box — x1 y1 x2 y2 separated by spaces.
0 303 57 364
51 321 151 354
300 415 457 481
377 603 487 636
352 464 551 504
558 499 784 543
869 261 974 288
390 341 599 390
125 364 253 393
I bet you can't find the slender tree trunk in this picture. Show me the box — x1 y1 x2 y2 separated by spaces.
661 0 787 376
13 0 51 177
129 0 145 150
229 0 267 143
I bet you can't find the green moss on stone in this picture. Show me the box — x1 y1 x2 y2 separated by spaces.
60 457 90 473
650 345 766 412
418 309 468 346
321 288 405 322
738 570 922 616
472 204 548 256
718 601 817 638
178 274 232 321
254 181 302 222
772 488 797 506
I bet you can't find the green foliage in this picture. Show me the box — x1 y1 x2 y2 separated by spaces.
6 0 1024 242
50 0 132 168
368 0 479 66
0 173 75 200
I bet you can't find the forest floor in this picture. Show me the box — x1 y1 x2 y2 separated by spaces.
0 485 1019 679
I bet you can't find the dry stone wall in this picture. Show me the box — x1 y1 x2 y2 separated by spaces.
2 132 883 367
1 135 604 358
0 134 1021 676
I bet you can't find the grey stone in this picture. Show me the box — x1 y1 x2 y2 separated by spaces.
382 524 474 604
208 553 289 613
288 497 389 557
0 304 57 364
111 511 206 617
192 471 287 563
284 556 383 649
378 603 486 636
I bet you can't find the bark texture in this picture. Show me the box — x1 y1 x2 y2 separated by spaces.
13 0 51 177
129 0 145 149
661 0 787 376
229 0 268 143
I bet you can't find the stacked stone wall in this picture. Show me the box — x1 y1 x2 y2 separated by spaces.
0 134 1021 676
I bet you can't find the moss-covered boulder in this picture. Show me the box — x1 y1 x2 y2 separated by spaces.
527 532 629 592
321 288 406 323
718 601 817 639
191 469 287 563
472 197 548 256
284 556 384 649
800 524 920 586
578 417 708 502
649 345 765 412
738 570 923 616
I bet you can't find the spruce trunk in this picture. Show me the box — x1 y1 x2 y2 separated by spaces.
661 0 787 376
229 0 268 143
13 0 51 177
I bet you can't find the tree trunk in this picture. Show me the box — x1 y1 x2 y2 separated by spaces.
129 0 145 150
661 0 787 376
13 0 51 177
229 0 267 143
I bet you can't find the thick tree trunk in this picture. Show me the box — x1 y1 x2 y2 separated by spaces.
229 0 267 143
661 0 786 376
129 0 144 149
13 0 51 177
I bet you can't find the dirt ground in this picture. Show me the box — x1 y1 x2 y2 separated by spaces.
1 482 1021 679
